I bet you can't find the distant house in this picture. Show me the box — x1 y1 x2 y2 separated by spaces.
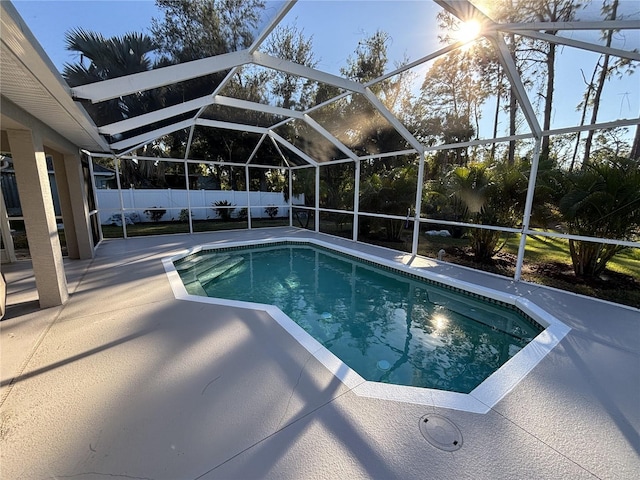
92 162 117 189
0 155 115 217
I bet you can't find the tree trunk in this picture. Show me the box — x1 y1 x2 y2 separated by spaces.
507 33 517 165
583 0 619 168
570 67 598 171
630 121 640 160
540 42 556 161
508 89 517 165
569 239 623 278
491 72 503 162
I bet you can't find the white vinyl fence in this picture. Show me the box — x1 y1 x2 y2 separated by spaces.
96 188 301 224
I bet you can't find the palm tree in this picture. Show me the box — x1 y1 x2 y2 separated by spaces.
63 28 158 126
447 161 528 261
359 164 418 241
559 156 640 278
63 29 168 187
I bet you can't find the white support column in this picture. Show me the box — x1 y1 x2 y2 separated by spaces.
87 155 103 244
184 160 193 233
288 168 293 227
49 150 78 259
515 137 542 281
67 152 95 258
353 160 361 242
6 129 68 307
315 165 320 232
412 152 426 256
245 164 252 229
114 158 128 238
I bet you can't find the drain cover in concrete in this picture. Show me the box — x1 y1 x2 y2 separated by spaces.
419 414 463 451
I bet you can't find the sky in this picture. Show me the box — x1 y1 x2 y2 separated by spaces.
10 0 640 140
13 1 162 70
12 0 443 74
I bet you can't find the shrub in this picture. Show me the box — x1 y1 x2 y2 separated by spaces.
143 207 166 222
558 157 640 278
212 200 235 221
237 208 248 220
179 209 191 222
445 162 527 261
264 205 279 219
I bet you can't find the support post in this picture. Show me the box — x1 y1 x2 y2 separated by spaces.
412 152 426 256
315 165 320 232
353 160 361 242
515 138 542 281
6 129 68 307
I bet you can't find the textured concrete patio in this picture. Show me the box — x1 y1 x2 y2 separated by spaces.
1 227 638 479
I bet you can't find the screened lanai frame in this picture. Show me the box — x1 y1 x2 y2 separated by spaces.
76 0 639 283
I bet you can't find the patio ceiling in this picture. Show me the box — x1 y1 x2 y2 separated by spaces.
3 0 639 165
0 2 109 152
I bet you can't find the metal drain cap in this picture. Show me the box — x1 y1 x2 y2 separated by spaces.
419 414 463 451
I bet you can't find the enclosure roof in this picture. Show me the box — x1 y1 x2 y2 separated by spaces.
2 0 639 165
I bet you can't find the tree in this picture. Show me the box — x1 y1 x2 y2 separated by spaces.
535 1 585 160
581 0 636 168
151 0 264 61
445 161 528 261
63 28 159 125
558 156 640 278
262 23 318 110
334 30 412 159
149 0 270 186
63 28 173 187
359 163 418 242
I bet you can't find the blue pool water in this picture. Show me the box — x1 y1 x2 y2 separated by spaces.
175 244 543 393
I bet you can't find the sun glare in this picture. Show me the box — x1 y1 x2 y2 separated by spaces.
454 19 482 44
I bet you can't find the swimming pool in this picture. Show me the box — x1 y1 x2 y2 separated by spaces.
163 237 570 412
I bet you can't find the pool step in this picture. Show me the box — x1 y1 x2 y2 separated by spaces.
175 252 221 271
198 256 245 287
183 279 207 296
428 290 540 339
177 254 231 283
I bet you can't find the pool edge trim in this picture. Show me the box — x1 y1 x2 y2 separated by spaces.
162 236 571 414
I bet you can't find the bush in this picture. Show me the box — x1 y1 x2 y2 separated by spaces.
179 209 191 222
143 207 166 222
558 157 640 278
104 212 140 226
237 208 248 220
212 200 235 221
264 205 279 219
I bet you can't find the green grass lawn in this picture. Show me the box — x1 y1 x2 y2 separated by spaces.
316 226 639 308
101 218 290 238
503 234 640 279
421 232 639 308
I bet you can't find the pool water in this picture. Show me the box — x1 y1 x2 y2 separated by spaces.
175 244 543 394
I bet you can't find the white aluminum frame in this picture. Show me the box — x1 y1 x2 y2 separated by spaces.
81 0 639 293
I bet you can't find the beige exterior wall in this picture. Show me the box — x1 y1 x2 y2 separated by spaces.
48 149 95 260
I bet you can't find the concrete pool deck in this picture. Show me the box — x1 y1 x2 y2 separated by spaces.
1 227 638 479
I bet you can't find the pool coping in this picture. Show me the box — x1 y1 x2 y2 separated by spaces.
161 236 571 414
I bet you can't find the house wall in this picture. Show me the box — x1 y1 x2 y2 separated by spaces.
1 96 95 307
